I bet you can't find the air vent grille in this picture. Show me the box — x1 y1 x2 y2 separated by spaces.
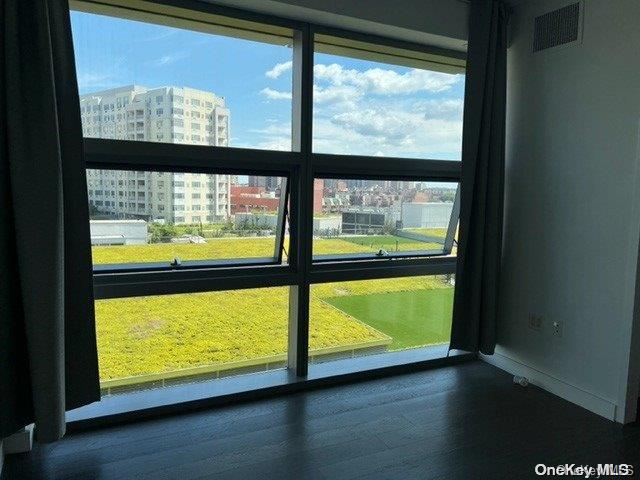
533 2 580 52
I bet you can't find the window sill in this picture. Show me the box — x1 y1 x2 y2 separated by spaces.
66 345 474 431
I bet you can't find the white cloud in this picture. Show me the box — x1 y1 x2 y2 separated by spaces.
246 121 292 151
313 84 361 110
313 63 461 95
260 87 292 100
313 103 463 158
334 108 460 142
256 137 291 151
413 99 464 120
151 52 188 67
253 62 463 158
251 122 291 136
265 61 292 79
247 102 462 157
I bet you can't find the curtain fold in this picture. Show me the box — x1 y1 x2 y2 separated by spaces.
450 0 509 355
0 0 100 442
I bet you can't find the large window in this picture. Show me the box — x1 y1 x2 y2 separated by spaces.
70 0 465 400
71 3 293 150
313 34 465 160
87 169 288 270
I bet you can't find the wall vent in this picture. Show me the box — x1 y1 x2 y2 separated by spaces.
532 2 583 53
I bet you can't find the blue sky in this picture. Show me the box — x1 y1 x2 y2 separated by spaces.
71 11 465 160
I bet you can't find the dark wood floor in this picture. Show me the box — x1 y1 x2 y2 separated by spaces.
4 361 639 480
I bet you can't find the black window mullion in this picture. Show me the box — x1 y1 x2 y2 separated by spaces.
444 187 461 254
288 24 314 377
312 153 461 182
83 138 300 175
273 177 290 264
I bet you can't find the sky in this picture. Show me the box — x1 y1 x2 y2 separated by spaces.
70 11 465 161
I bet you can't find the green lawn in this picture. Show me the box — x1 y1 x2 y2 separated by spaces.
341 235 430 245
324 288 454 350
93 237 391 264
404 227 448 238
92 235 446 264
336 234 443 253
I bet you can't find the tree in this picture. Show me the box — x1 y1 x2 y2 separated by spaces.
148 222 177 243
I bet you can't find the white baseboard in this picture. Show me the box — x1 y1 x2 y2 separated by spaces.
480 352 618 421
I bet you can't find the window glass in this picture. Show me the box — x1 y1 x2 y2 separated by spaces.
312 179 458 260
70 7 293 150
313 37 465 160
309 275 454 364
87 169 288 267
96 287 289 394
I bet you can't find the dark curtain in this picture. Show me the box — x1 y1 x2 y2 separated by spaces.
0 0 100 442
450 0 509 354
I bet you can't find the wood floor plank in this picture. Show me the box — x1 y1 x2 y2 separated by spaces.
4 361 638 480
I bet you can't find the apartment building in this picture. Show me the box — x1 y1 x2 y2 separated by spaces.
81 85 231 224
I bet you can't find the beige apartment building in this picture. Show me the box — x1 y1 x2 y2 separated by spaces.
81 85 231 224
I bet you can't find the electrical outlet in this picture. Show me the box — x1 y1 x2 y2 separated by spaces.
552 320 564 338
528 314 543 331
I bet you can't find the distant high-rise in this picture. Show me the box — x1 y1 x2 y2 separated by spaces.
81 85 231 224
248 175 281 191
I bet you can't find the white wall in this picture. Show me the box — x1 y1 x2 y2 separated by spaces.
89 220 148 245
401 202 454 228
494 0 640 422
207 0 468 51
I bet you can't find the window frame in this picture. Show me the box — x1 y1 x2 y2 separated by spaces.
88 160 292 274
74 0 466 383
310 173 461 263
